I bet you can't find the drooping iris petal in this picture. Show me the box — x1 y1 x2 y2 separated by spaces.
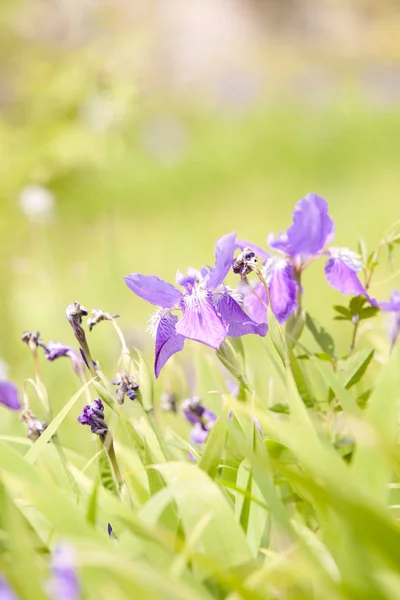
213 287 268 337
379 289 400 312
0 381 21 411
269 193 335 260
235 239 270 260
388 312 400 348
205 232 236 290
243 283 267 325
378 290 400 349
265 258 298 323
177 287 228 348
124 273 181 308
152 310 185 378
324 256 367 297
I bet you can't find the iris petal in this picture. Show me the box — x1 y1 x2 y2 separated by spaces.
267 260 298 323
206 232 236 290
235 239 270 260
124 274 181 308
0 381 21 411
213 287 268 337
324 257 367 296
154 311 185 378
269 193 335 259
243 283 268 325
176 288 228 348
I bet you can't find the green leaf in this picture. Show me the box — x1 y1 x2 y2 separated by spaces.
305 313 335 358
333 305 352 317
340 349 375 389
86 477 99 526
267 309 286 364
216 339 247 386
349 296 367 315
199 402 230 478
288 348 315 408
358 306 380 321
98 438 118 496
312 359 362 417
136 350 154 412
285 309 306 348
269 403 290 414
153 462 253 577
351 343 400 504
24 379 93 464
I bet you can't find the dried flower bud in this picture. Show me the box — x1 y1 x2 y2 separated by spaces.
112 372 138 404
20 407 47 441
21 331 48 352
66 302 88 345
87 308 120 332
161 393 177 413
232 248 258 277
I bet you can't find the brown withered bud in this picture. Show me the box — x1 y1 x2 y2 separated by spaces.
161 393 177 413
20 407 47 442
66 301 88 345
232 247 258 278
112 372 139 404
87 308 120 332
21 331 48 353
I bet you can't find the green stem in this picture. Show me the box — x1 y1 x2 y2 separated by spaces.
102 433 123 489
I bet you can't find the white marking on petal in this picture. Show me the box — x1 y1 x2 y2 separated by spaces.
328 247 363 272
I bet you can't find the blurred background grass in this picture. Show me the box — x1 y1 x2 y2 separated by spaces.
1 0 400 415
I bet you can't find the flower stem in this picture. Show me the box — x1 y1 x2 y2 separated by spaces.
101 432 123 489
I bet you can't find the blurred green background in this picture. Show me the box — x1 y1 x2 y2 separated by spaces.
1 0 400 406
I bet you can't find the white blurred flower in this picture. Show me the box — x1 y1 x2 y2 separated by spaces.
18 185 55 223
0 359 9 379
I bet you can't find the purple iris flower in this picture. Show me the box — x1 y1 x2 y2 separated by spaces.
45 341 85 375
237 192 374 324
0 576 17 600
0 380 21 411
181 397 217 444
124 233 267 377
48 545 80 600
379 290 400 349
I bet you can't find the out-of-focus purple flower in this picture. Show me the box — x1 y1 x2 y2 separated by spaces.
0 575 17 600
0 381 21 411
379 290 400 349
237 193 374 324
181 397 217 444
125 233 267 377
78 399 108 437
45 341 85 375
49 545 80 600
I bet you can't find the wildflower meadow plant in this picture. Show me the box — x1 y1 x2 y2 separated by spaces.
2 192 400 600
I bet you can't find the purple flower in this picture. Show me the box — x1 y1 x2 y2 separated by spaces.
0 381 21 411
45 341 85 375
48 545 80 600
0 576 17 600
181 397 217 444
379 290 400 348
125 233 267 377
237 192 374 324
77 399 108 436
